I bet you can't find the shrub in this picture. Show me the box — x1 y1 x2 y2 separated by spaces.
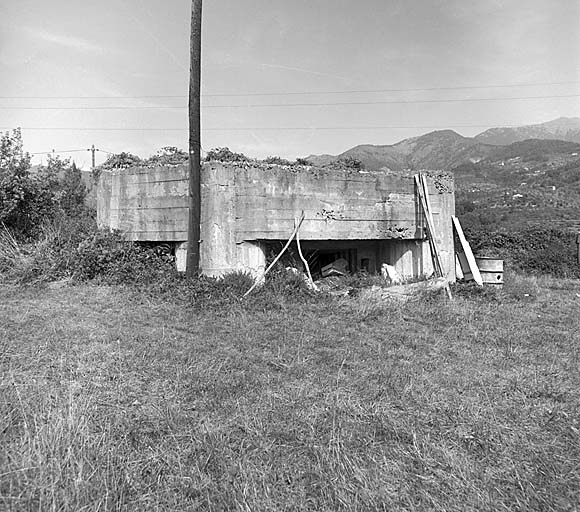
464 227 580 278
92 152 142 181
337 156 365 170
72 229 176 284
0 215 96 283
0 215 177 285
144 146 189 166
1 132 89 238
205 147 249 163
263 156 292 166
43 155 87 217
0 128 39 236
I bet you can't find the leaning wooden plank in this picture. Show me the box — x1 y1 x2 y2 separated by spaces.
415 175 444 277
420 175 444 277
452 216 483 286
415 175 452 299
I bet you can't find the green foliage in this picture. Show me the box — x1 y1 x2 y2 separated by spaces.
59 162 88 216
0 129 35 234
0 128 30 171
0 131 88 237
205 147 249 163
43 155 87 217
92 152 142 181
333 156 365 170
0 131 78 236
295 157 312 166
100 151 142 169
263 155 292 165
73 229 167 283
464 227 580 278
144 146 189 166
1 215 176 285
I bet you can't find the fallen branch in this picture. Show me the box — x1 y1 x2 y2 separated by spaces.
295 217 317 290
243 212 306 298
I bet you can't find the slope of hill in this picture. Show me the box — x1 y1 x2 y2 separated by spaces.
394 130 494 170
305 117 580 171
307 130 496 172
305 153 337 167
453 139 580 231
474 117 580 145
304 117 580 231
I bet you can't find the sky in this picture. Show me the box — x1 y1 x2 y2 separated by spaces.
1 0 579 168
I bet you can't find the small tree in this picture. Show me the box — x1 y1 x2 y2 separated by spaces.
0 128 36 235
0 130 89 237
59 161 87 216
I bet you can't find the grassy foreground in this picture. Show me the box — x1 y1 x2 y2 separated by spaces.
1 274 579 511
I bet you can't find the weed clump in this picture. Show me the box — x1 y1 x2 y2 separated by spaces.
0 215 177 285
154 267 319 312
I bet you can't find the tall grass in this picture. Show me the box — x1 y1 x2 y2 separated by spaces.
0 223 25 273
0 215 177 285
1 273 579 510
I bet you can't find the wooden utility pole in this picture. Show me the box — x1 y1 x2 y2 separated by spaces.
187 0 202 276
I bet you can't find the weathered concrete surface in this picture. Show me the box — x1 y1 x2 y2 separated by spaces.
97 166 189 242
97 163 455 279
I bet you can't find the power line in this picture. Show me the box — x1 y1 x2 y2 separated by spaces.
29 147 113 156
2 93 578 110
3 123 531 132
29 149 89 155
0 80 578 99
201 80 580 97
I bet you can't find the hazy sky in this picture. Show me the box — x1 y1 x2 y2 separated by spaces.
1 0 579 167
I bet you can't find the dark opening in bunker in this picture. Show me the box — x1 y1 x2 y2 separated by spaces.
261 239 409 279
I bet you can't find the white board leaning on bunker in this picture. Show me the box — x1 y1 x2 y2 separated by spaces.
452 216 483 286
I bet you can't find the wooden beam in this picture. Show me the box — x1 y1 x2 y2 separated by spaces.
415 175 443 275
415 174 452 299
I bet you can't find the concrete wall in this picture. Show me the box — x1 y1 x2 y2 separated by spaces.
97 162 455 280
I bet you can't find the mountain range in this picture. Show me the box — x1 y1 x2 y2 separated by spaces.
305 117 580 172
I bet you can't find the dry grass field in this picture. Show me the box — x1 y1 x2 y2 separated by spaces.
1 273 579 511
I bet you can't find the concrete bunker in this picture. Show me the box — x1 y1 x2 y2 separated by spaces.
97 162 455 281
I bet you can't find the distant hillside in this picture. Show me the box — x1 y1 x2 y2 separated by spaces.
307 130 495 172
453 139 580 232
474 117 580 146
305 117 580 171
305 153 337 167
304 117 580 231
